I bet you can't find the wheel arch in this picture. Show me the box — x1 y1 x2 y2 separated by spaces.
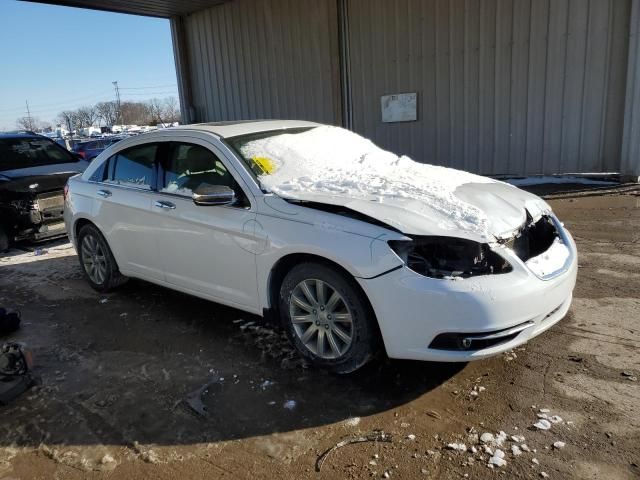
74 217 96 241
265 253 380 332
73 218 122 270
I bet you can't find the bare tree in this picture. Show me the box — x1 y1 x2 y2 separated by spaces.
16 116 37 131
120 101 149 125
96 101 119 126
146 97 165 126
163 96 180 124
74 105 99 129
49 95 181 133
58 111 76 133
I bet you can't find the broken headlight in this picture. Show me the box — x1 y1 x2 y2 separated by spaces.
388 236 512 279
10 199 37 213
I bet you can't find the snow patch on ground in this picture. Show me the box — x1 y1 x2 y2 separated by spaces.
525 238 570 277
239 126 499 236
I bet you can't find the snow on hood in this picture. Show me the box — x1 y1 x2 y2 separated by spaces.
239 126 551 241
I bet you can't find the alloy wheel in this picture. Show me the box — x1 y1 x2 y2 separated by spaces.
289 279 354 359
81 234 108 285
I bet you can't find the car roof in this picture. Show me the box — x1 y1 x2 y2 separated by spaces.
0 132 44 139
170 119 321 138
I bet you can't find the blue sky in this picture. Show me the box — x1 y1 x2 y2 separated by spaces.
0 1 177 130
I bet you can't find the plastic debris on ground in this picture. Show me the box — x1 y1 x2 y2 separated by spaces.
283 400 297 410
315 431 391 472
0 308 20 335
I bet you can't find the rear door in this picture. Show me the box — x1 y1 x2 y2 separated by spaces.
92 142 163 280
151 137 260 311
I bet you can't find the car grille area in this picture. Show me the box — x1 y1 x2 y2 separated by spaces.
35 192 64 220
503 214 558 262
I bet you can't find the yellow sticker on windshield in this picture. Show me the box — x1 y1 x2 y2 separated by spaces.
251 156 276 175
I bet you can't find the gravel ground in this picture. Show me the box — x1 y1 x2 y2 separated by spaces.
0 185 638 479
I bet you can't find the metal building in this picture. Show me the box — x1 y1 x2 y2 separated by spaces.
37 0 640 178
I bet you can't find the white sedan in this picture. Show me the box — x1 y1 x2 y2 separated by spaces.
64 120 577 373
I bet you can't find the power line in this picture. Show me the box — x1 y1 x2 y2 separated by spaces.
24 96 115 115
119 83 177 90
0 89 114 113
119 91 178 97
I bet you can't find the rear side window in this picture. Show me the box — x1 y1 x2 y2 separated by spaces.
105 144 157 190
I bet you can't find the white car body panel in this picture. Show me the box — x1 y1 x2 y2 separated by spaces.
358 220 577 361
64 120 578 363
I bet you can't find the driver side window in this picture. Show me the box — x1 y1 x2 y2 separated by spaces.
161 143 235 197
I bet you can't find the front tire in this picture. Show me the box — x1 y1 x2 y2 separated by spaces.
279 263 379 374
77 223 127 292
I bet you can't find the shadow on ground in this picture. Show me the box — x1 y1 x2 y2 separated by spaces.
0 252 465 449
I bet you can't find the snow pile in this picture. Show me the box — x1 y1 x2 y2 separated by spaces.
525 238 570 277
239 126 498 236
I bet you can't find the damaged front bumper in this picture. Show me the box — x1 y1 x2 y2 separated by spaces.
9 191 67 243
357 223 577 362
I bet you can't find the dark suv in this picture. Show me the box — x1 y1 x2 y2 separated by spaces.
0 133 89 251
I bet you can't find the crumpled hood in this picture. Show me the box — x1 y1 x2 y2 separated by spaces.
278 180 551 243
238 125 551 242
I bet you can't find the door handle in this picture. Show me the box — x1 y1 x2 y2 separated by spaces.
154 200 176 210
96 189 112 198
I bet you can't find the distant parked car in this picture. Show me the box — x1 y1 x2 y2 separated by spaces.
64 121 577 374
73 138 122 161
0 132 89 251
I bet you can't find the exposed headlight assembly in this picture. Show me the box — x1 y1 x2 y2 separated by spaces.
388 236 512 279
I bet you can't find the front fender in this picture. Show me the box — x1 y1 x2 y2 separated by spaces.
254 209 404 311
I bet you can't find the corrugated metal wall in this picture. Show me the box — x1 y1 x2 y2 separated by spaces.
182 0 342 125
347 0 631 175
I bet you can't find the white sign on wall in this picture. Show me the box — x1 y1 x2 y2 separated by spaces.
381 92 417 123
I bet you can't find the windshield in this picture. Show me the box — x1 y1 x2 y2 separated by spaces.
0 137 77 172
226 127 314 187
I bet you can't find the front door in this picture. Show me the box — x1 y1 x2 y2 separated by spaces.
151 138 260 311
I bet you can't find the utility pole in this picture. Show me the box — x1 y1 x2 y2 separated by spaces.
112 81 122 126
25 100 34 131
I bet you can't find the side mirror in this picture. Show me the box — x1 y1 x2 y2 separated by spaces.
192 185 236 206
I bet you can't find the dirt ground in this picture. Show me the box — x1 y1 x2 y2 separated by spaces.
0 185 638 480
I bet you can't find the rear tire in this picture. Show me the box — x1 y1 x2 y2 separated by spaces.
279 262 379 374
77 223 127 292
